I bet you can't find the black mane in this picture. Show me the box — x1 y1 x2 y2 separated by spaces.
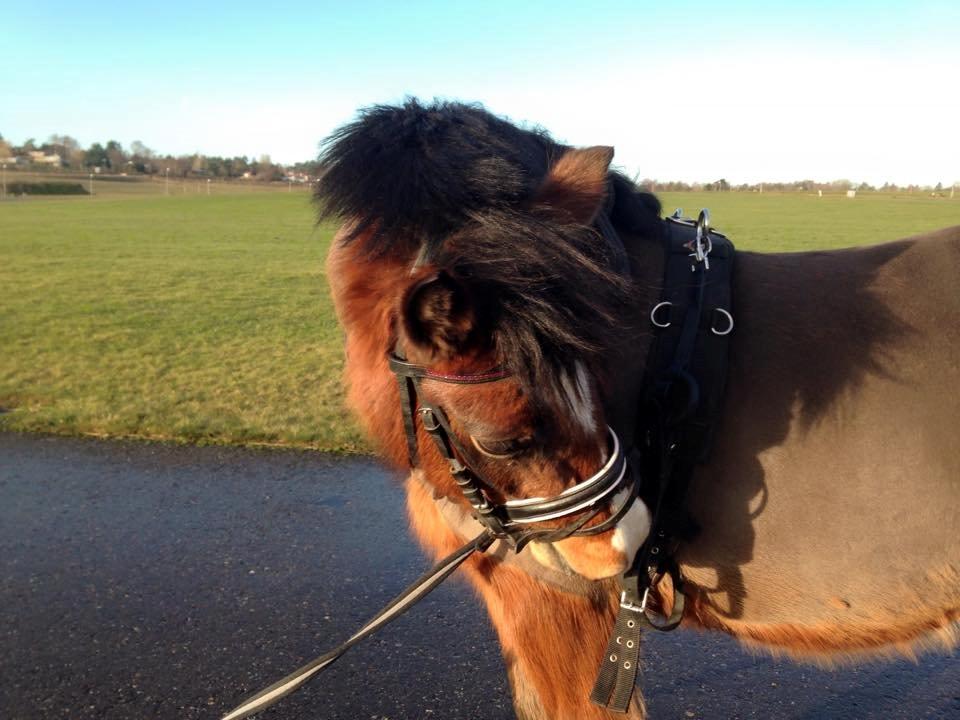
316 98 563 256
316 98 663 417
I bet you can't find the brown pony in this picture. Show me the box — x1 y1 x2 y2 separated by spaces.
320 100 960 719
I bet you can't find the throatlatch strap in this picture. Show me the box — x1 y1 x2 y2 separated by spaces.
221 531 494 720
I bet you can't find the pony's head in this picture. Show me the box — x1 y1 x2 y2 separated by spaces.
320 100 657 580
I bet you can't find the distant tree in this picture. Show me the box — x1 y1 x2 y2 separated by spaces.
105 140 127 171
84 143 109 168
130 140 153 159
127 141 154 173
205 156 221 177
234 156 251 176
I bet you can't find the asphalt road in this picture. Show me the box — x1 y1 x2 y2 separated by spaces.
1 432 957 720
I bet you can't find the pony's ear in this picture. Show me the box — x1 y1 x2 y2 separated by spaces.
533 146 614 224
400 270 477 362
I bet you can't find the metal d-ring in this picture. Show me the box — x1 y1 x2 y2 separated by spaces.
650 301 672 328
711 308 734 336
696 208 711 237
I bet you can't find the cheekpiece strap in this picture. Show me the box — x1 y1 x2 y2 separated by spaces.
396 373 421 468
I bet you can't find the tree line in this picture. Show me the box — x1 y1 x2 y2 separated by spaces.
0 133 951 193
0 133 322 181
637 178 954 194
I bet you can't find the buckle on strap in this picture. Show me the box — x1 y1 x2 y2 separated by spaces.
619 587 650 614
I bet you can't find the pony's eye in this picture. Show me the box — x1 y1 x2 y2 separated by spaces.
471 435 533 459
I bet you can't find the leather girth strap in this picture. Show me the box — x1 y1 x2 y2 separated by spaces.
591 214 735 712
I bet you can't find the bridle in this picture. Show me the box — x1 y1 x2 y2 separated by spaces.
387 351 639 551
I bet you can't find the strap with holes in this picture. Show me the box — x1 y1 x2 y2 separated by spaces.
589 598 644 712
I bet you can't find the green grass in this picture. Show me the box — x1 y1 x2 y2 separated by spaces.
1 191 957 451
657 191 960 252
0 192 362 451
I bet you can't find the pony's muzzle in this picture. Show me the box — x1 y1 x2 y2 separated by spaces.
551 491 653 580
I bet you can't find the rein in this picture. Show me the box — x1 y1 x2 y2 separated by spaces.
221 209 735 720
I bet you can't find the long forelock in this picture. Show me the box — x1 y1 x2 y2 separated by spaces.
441 210 634 420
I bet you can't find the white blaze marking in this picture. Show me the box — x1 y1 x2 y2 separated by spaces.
560 362 597 434
610 488 652 562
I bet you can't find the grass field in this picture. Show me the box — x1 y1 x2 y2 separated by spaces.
1 189 957 452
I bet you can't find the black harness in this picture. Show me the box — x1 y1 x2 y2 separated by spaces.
222 209 735 720
590 209 735 711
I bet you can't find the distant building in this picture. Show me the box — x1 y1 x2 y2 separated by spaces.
27 151 63 167
846 190 857 199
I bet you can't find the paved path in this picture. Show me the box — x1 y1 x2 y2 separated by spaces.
1 432 957 719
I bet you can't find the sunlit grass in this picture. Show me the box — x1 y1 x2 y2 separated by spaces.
1 193 363 451
657 191 959 252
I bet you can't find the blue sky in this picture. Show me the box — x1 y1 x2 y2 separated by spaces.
2 1 958 184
